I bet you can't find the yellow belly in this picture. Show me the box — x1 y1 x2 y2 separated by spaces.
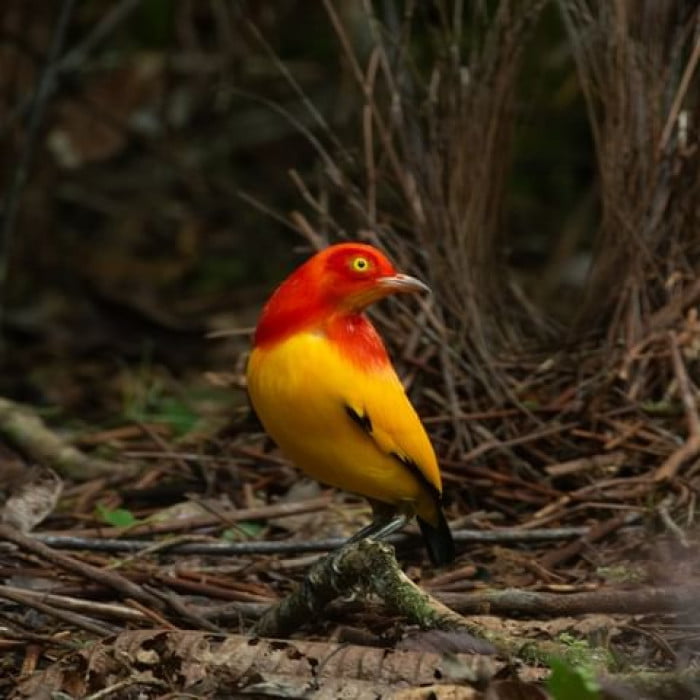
246 332 440 520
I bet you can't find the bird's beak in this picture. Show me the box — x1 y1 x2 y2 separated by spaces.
377 273 431 296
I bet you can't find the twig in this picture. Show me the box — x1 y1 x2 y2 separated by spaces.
321 0 425 226
198 601 269 622
244 17 348 161
668 332 700 437
59 0 142 71
122 597 176 630
34 525 591 555
649 278 700 332
143 585 222 633
0 397 133 480
658 31 700 152
0 585 146 623
0 527 218 632
0 584 116 637
654 332 700 481
44 495 331 538
0 523 164 611
653 437 700 483
153 573 273 604
461 422 579 463
0 0 143 137
545 450 627 477
83 678 168 699
0 0 76 331
438 584 700 617
657 502 690 548
0 628 77 650
539 512 639 569
524 479 651 529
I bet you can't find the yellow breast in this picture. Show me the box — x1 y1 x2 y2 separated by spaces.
246 331 441 522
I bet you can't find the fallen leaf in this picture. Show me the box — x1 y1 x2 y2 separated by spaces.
1 464 62 532
399 629 497 656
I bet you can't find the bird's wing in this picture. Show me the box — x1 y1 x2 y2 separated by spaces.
248 331 442 515
343 368 442 500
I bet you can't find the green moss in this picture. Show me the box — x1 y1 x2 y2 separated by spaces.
556 633 613 669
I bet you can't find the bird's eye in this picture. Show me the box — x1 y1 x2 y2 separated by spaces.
351 256 370 272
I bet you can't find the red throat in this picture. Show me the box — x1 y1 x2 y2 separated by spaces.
253 243 398 369
323 313 391 370
255 300 391 369
254 283 391 370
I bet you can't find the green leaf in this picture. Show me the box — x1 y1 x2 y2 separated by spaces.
547 657 601 700
96 504 140 528
154 397 199 436
222 521 264 540
125 393 200 437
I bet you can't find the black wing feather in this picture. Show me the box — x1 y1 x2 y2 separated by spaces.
345 405 373 434
344 404 455 565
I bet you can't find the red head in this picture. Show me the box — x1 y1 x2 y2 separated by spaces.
253 242 428 348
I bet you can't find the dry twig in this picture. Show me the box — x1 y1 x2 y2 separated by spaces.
654 332 700 481
34 524 591 556
0 584 115 637
438 584 700 617
0 397 132 480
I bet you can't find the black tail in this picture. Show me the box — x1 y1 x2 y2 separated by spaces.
418 507 455 566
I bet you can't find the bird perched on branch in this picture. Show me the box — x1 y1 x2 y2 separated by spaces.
247 242 455 565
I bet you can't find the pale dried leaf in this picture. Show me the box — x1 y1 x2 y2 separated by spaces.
1 465 62 532
534 614 623 638
399 629 497 656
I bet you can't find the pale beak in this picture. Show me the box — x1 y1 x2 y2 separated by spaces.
378 273 431 295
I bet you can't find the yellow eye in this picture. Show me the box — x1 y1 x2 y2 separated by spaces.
351 256 370 272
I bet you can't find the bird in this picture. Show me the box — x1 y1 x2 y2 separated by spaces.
246 242 455 566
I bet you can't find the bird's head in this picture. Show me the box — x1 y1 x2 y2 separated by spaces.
254 242 429 347
312 243 429 309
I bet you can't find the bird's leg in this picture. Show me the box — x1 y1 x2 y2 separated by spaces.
345 513 409 543
345 500 410 545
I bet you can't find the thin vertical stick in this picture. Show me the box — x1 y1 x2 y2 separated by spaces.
0 0 76 339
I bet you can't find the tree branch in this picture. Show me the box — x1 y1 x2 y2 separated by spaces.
253 539 611 668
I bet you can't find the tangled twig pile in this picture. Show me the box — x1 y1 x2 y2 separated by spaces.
284 0 700 514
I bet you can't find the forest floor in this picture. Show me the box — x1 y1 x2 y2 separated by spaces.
0 338 699 699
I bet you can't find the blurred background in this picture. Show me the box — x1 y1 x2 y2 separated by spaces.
0 1 596 420
0 0 697 464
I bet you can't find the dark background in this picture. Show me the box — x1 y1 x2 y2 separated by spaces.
0 1 598 425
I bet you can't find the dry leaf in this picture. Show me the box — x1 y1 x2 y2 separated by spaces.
398 629 497 656
1 464 62 532
13 630 506 699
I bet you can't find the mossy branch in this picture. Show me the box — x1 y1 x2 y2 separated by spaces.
254 539 611 669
